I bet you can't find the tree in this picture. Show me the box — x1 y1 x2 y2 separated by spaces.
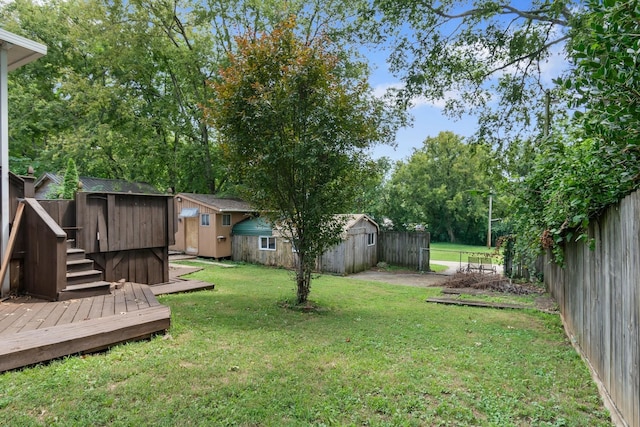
358 0 579 146
385 132 502 244
61 158 80 199
2 0 371 193
205 17 393 304
508 0 640 265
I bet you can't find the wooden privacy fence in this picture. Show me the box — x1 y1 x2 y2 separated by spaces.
377 231 430 270
544 190 640 427
74 192 176 285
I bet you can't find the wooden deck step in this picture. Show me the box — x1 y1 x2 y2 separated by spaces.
66 258 95 273
66 269 104 287
66 248 87 262
59 281 111 301
0 305 171 372
150 280 215 296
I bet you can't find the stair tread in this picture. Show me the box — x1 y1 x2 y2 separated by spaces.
66 258 94 265
67 248 85 254
62 281 111 292
66 269 102 278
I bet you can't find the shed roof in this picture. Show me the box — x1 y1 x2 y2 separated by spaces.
232 214 378 237
34 173 162 198
232 217 272 236
177 193 255 213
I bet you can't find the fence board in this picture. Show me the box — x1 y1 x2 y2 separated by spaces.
377 232 430 270
544 190 640 427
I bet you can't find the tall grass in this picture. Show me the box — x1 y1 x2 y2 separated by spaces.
0 264 610 426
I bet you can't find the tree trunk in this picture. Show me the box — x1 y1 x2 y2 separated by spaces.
447 226 456 243
296 253 311 304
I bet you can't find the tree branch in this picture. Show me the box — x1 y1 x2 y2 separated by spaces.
427 3 570 27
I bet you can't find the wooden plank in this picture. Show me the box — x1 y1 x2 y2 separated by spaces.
102 292 116 317
72 297 95 323
114 287 127 315
426 297 529 310
19 301 59 333
131 283 151 310
87 295 106 320
150 280 215 296
140 284 161 307
39 302 70 329
0 202 24 286
0 301 29 332
107 194 119 251
97 209 108 252
0 305 171 372
124 282 139 313
1 302 48 335
56 299 82 325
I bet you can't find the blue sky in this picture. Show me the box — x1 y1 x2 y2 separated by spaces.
364 29 570 163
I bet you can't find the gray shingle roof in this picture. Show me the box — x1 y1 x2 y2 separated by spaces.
177 193 255 212
34 173 162 198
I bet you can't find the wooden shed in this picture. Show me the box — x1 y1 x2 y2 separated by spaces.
232 214 379 275
170 193 256 258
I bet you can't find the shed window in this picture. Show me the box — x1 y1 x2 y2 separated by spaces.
367 232 376 246
222 214 231 226
201 214 210 226
260 236 276 251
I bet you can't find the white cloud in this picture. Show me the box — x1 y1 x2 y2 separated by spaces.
372 81 463 110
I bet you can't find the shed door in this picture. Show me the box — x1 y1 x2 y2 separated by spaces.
185 217 198 254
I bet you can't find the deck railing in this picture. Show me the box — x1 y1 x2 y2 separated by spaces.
22 198 67 300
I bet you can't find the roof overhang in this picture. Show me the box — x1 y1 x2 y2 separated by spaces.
0 29 47 71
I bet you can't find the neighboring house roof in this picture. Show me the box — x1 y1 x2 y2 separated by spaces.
177 193 255 213
34 172 161 198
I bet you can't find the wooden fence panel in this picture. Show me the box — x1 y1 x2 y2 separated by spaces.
377 231 430 269
544 191 640 427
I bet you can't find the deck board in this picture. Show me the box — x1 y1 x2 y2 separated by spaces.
0 283 171 372
20 301 58 333
150 280 215 296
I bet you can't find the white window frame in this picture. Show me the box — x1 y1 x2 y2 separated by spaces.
259 236 276 251
201 213 210 226
222 213 231 226
367 232 376 246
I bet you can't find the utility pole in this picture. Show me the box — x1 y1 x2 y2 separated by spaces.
487 192 493 248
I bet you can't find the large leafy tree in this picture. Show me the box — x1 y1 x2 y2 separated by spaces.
206 17 393 304
385 132 502 244
359 0 579 146
509 0 640 265
2 0 369 192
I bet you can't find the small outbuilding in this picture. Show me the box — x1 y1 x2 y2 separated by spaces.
232 214 379 275
170 193 255 258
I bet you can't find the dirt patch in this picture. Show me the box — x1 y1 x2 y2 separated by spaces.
349 270 449 287
440 272 557 313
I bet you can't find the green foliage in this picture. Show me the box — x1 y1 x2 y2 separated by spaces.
384 132 503 244
206 17 394 304
510 1 640 266
2 0 369 192
61 158 79 199
358 0 578 147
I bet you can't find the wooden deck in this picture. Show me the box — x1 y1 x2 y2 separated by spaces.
0 282 170 372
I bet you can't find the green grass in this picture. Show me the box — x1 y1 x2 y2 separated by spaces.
431 242 501 263
0 264 610 426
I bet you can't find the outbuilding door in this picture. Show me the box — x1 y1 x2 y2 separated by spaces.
185 217 198 254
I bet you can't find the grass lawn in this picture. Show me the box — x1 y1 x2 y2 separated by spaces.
0 263 610 426
431 242 501 263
